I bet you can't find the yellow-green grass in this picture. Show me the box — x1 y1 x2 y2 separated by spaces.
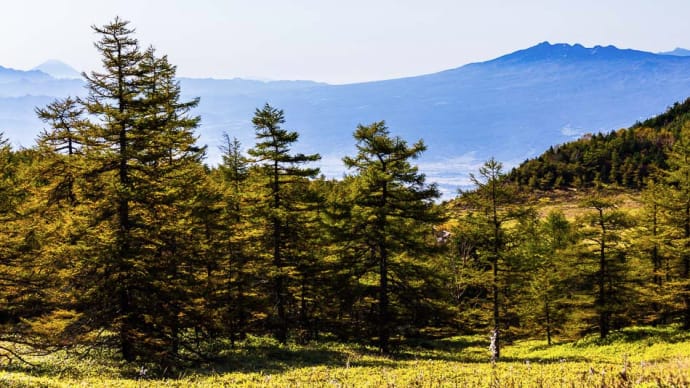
1 326 689 387
442 188 643 232
529 188 643 220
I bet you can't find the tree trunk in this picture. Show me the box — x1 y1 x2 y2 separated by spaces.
379 243 389 353
378 178 389 354
545 298 552 346
682 204 690 330
598 208 609 339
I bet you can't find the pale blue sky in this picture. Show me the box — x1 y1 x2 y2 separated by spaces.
1 0 688 83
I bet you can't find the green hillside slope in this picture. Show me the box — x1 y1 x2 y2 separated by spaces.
510 98 690 190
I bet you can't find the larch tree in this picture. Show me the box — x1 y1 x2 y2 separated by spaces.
636 179 675 325
517 210 575 345
127 46 209 365
35 97 85 206
578 198 633 339
23 96 89 351
211 134 256 344
247 103 320 344
0 138 34 354
660 122 690 329
341 121 442 353
459 158 523 360
77 17 144 362
73 18 209 365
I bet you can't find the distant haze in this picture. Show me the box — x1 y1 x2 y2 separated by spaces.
33 60 81 79
4 42 690 198
659 48 690 57
3 1 690 83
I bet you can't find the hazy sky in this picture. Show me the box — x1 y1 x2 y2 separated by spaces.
2 0 689 84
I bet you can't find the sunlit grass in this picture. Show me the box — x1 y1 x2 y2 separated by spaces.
0 326 688 387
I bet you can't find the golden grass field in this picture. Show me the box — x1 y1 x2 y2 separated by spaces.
1 325 688 387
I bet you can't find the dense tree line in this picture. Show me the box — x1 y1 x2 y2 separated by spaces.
2 19 690 371
509 99 690 190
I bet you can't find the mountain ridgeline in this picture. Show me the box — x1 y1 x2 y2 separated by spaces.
509 98 690 190
5 42 690 193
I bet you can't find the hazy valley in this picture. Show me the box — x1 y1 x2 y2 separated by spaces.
4 42 690 196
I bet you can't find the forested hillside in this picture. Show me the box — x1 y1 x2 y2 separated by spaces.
2 18 690 377
510 98 690 189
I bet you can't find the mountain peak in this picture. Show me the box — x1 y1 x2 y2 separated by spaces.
490 41 658 65
32 60 81 79
658 48 690 57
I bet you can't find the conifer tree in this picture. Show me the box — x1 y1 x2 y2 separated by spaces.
24 97 89 351
660 123 690 329
212 134 255 344
72 18 209 365
0 139 74 359
76 17 143 362
341 121 441 353
636 180 675 325
127 46 209 365
247 103 320 343
0 137 30 341
578 199 633 339
516 210 575 344
459 158 522 359
35 97 84 206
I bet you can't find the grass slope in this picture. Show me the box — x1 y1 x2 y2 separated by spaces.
1 326 688 387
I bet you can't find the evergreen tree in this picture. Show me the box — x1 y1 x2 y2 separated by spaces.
212 134 256 344
636 180 675 325
340 121 441 353
77 17 144 362
73 18 208 365
459 158 522 359
578 199 633 338
35 97 84 206
660 123 690 329
126 46 208 365
517 210 575 344
247 103 320 343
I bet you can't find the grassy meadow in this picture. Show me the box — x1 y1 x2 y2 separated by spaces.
1 325 688 387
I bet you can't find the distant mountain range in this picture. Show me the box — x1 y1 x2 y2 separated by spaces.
3 42 690 197
658 48 690 56
0 65 52 83
32 60 82 79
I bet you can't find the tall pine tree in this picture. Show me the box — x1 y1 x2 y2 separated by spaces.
341 121 441 353
458 158 523 359
247 103 320 343
74 18 209 365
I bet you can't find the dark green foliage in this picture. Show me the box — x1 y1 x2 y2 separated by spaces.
34 18 213 367
335 121 443 353
247 103 321 344
453 158 525 359
657 123 690 329
515 210 577 344
510 102 684 190
577 199 634 339
633 98 690 133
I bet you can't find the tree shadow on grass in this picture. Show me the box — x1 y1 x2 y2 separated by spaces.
200 336 495 376
0 334 608 380
213 346 353 375
570 325 690 348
